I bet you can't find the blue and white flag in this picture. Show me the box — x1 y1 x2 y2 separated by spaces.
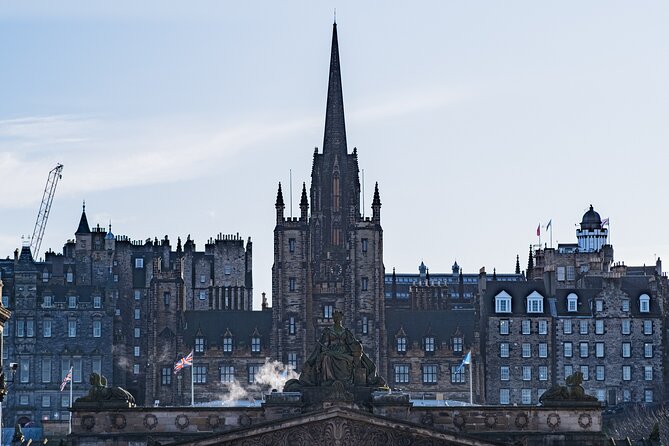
455 351 471 374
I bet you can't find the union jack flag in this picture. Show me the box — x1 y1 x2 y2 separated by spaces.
60 366 73 392
173 350 193 374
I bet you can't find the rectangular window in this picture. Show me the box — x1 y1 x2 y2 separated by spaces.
323 305 333 319
161 367 172 385
134 328 141 338
522 343 531 358
595 320 604 335
194 366 207 384
288 353 297 370
539 343 548 358
26 319 34 337
580 320 588 335
450 365 465 383
220 365 235 383
580 365 589 381
595 300 604 312
93 295 101 308
622 365 631 381
67 272 74 283
134 346 140 357
522 320 531 335
134 290 141 300
133 364 140 375
596 342 605 358
622 342 631 358
564 365 573 378
361 277 369 291
43 319 52 338
521 388 532 405
423 364 438 383
16 319 24 337
41 358 51 383
362 316 369 335
538 320 548 335
580 342 589 358
135 258 144 269
289 317 296 335
500 366 510 381
395 364 409 384
20 360 30 383
644 343 653 358
43 295 53 307
251 337 261 353
198 290 206 300
397 337 407 353
557 267 565 281
566 266 575 281
361 238 368 253
289 277 296 292
200 274 206 284
134 308 140 320
539 366 548 381
645 389 653 403
288 238 296 253
644 366 653 381
622 320 631 335
92 320 101 338
452 337 463 352
622 299 630 312
195 337 205 353
564 342 573 358
61 395 69 408
92 359 102 375
563 319 572 334
223 337 233 352
499 320 509 335
424 337 435 353
644 320 653 335
596 365 605 381
248 365 260 384
522 366 531 381
164 292 171 306
42 395 51 408
68 320 77 337
500 389 510 405
500 343 509 358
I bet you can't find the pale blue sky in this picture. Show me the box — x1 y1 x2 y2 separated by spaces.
2 2 669 308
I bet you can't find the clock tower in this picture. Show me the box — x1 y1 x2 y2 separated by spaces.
271 22 386 377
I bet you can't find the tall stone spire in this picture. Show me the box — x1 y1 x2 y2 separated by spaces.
322 22 347 156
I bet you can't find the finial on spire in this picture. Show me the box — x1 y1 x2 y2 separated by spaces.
83 200 86 212
334 8 336 24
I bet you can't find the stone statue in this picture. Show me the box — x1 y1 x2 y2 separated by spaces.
539 372 598 404
284 311 385 392
74 373 136 408
11 423 24 445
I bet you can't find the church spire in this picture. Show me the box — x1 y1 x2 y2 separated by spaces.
323 22 347 156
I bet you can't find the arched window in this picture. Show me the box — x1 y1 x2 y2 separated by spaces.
567 293 578 312
332 175 340 211
639 294 650 313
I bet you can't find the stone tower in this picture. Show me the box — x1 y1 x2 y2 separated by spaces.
272 23 386 377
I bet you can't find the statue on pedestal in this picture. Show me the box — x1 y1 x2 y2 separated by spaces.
284 311 385 392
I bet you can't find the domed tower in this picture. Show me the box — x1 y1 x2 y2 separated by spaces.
576 205 608 252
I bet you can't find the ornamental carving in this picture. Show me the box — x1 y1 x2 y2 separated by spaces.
420 412 434 426
239 414 252 427
453 414 466 429
515 413 529 429
547 413 561 430
80 415 95 431
578 413 592 429
143 414 158 430
207 414 222 429
111 414 126 430
175 414 190 430
484 415 497 428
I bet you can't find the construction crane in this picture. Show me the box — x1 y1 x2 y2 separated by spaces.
30 163 64 260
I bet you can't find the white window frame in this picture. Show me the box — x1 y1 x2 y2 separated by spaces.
639 294 650 313
567 293 578 312
526 291 543 313
495 291 512 313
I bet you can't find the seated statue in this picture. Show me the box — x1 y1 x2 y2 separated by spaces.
285 310 385 391
75 373 136 407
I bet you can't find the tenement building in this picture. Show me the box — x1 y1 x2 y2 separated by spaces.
481 205 667 406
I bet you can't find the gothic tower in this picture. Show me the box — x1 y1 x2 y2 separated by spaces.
272 23 386 377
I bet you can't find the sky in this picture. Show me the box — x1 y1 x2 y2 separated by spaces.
2 2 669 309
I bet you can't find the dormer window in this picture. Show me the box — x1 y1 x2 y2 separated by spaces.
195 336 206 353
93 296 101 308
639 294 650 313
424 336 435 353
42 270 49 282
223 336 233 353
251 337 261 353
66 271 74 283
526 291 544 313
495 291 512 313
567 293 578 312
397 336 407 353
452 336 463 352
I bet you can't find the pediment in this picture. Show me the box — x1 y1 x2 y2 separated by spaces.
181 406 503 446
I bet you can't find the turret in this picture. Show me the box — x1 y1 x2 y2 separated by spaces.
275 183 285 223
300 182 309 221
372 182 381 223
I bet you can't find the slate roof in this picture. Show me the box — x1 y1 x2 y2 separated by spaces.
183 310 272 347
386 308 476 348
484 281 549 316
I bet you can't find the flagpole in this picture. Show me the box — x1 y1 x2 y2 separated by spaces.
191 358 195 407
69 373 73 434
469 359 473 404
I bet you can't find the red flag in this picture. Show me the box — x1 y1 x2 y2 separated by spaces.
536 225 540 237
